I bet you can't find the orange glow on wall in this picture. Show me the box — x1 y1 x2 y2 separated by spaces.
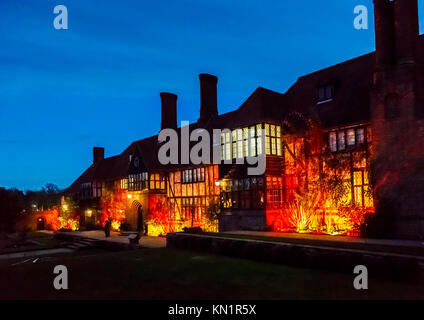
265 125 375 237
100 189 127 230
44 208 60 231
147 194 176 236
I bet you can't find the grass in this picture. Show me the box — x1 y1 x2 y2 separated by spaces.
202 232 424 257
0 247 423 300
0 232 62 254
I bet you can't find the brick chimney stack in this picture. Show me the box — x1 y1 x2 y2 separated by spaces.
374 0 418 68
374 0 395 68
198 73 218 124
160 92 177 130
93 147 104 165
394 0 419 65
371 0 424 239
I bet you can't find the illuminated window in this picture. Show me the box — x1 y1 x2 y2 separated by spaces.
167 166 219 224
243 128 249 157
150 173 165 190
182 168 205 184
120 178 128 190
128 172 148 191
265 124 282 156
232 130 237 159
221 131 231 161
329 132 337 152
346 129 355 146
236 129 243 159
353 170 373 207
92 182 102 198
266 176 283 209
276 126 281 155
338 131 346 150
220 177 264 210
249 126 256 156
221 125 264 160
265 124 270 154
256 124 263 155
356 128 365 144
329 127 369 152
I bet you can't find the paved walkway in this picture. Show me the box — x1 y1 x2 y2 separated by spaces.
224 231 424 248
0 248 74 260
56 230 166 248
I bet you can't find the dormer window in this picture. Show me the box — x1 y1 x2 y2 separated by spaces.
317 83 334 104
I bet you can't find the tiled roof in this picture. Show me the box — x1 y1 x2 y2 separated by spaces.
66 35 424 192
286 52 374 128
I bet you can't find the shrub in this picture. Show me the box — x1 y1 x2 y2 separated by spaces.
183 227 203 234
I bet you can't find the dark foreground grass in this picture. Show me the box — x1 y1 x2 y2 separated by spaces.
0 232 61 254
0 247 423 300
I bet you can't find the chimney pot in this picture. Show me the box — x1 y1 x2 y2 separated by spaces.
198 73 218 124
394 0 419 65
160 92 178 130
93 147 104 165
374 0 395 67
373 0 419 68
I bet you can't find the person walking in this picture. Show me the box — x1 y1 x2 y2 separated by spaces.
104 218 111 237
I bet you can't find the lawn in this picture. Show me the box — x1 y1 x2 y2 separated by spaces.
1 247 423 300
0 232 62 254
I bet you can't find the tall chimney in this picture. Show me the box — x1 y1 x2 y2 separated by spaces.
93 147 104 165
374 0 395 68
394 0 419 65
198 73 218 123
160 92 177 130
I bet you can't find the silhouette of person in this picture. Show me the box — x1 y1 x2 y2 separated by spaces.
136 206 143 234
104 218 111 237
144 223 148 236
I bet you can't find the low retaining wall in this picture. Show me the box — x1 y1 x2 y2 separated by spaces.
167 233 424 279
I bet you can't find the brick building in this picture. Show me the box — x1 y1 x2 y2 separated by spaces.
65 0 424 239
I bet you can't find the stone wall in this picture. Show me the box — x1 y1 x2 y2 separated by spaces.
219 209 266 232
167 232 424 280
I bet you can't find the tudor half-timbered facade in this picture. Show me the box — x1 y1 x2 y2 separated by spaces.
65 0 424 239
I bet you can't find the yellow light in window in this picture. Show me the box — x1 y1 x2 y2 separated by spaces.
127 194 132 199
256 124 262 136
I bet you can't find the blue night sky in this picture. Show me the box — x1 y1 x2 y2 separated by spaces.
0 0 423 191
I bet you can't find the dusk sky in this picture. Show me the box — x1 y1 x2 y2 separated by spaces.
1 0 423 191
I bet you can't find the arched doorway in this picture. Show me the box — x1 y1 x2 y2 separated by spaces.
130 200 144 233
